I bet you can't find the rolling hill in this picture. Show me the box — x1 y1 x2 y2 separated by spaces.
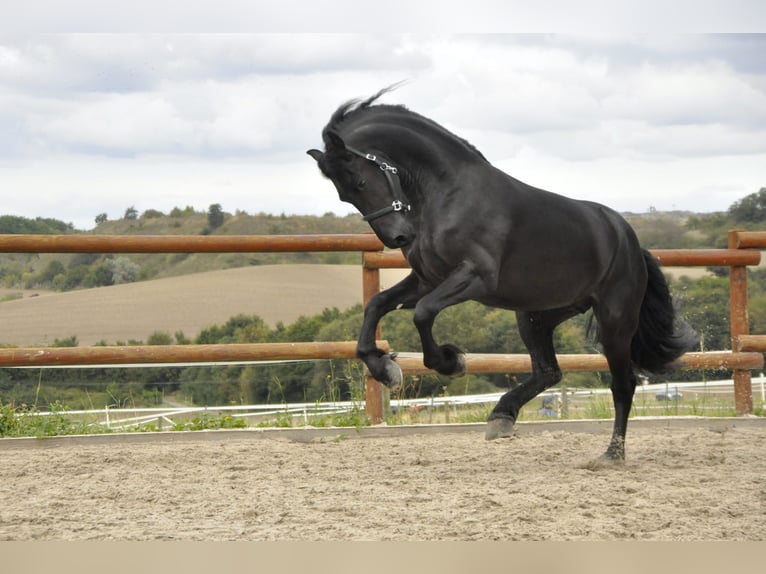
0 261 712 348
0 265 409 346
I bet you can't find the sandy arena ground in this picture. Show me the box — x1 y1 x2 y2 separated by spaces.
1 421 764 541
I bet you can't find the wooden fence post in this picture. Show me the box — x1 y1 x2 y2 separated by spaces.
362 251 387 424
729 230 754 415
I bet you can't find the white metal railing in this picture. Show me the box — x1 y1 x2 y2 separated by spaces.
16 376 764 432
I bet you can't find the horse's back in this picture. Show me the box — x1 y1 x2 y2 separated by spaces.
480 173 644 310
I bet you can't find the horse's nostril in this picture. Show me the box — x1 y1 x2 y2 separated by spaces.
394 235 411 247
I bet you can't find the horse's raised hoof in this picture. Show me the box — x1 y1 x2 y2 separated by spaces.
380 354 404 392
452 351 467 377
365 352 404 390
485 415 515 440
438 344 467 377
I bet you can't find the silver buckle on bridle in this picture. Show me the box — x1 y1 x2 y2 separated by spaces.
350 146 412 222
365 154 398 175
380 162 398 175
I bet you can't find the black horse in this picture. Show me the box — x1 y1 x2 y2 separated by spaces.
308 87 697 461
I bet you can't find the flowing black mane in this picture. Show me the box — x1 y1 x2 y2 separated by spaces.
321 86 487 163
323 86 400 139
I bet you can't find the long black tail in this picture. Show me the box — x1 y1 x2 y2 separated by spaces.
631 249 699 373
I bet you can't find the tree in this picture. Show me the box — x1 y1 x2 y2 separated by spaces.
109 257 140 284
170 206 197 217
207 204 225 230
94 213 108 225
147 331 173 345
728 187 766 223
124 206 138 220
83 262 114 287
672 276 729 351
0 215 72 234
52 335 78 347
37 260 66 285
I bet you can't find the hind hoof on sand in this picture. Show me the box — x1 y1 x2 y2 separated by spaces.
581 452 625 470
485 416 515 440
595 450 625 466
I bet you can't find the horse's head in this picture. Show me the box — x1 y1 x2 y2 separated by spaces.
308 131 416 249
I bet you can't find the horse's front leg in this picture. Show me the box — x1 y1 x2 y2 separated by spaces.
413 262 487 377
357 272 422 388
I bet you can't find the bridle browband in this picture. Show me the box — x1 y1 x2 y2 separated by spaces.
346 146 412 222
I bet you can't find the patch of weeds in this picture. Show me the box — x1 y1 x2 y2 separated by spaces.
0 401 109 437
256 404 370 430
0 403 20 437
453 405 493 423
322 405 369 430
256 409 294 429
129 423 162 433
584 396 614 419
172 413 247 431
0 292 23 303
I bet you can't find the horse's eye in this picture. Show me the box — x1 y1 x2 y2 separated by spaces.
357 179 367 190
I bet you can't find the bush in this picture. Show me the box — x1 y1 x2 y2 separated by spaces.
0 403 20 436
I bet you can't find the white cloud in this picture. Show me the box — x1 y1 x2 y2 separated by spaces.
1 33 765 230
495 149 766 213
603 60 766 128
33 93 192 154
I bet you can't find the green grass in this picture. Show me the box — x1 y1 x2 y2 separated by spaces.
0 292 22 303
2 391 762 439
0 402 110 438
253 403 370 430
171 413 247 431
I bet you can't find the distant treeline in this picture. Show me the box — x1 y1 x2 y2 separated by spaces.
0 215 74 234
2 188 765 292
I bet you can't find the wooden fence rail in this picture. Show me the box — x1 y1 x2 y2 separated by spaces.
0 233 383 254
1 231 764 422
363 248 762 269
393 351 763 375
363 233 765 419
0 341 388 367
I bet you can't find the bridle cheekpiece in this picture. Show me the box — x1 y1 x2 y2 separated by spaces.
347 147 412 222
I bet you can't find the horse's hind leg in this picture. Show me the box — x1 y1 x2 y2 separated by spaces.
598 338 638 462
486 307 581 440
594 304 641 462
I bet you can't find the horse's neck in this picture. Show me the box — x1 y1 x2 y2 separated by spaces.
350 114 483 203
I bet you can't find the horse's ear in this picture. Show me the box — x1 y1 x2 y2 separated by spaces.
306 149 323 163
323 130 347 152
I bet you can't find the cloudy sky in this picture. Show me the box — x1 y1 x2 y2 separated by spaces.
1 20 765 229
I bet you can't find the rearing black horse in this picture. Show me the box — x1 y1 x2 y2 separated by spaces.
308 87 696 461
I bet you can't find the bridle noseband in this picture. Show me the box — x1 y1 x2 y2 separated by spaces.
347 147 412 222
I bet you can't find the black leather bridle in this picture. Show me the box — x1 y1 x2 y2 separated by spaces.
346 147 412 222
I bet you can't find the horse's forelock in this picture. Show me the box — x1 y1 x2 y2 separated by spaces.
327 99 359 135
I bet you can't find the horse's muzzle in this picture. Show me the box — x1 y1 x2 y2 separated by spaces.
373 219 415 249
